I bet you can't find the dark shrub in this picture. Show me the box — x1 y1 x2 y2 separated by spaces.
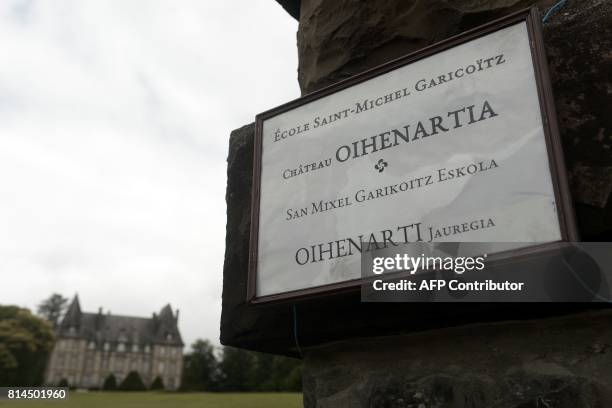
119 371 146 391
150 376 164 390
102 374 117 390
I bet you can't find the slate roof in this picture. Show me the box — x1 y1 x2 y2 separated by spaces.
57 295 183 347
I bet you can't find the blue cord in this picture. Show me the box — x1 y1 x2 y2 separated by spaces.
293 304 303 357
542 0 568 24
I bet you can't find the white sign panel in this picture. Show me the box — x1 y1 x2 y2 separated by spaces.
251 15 575 301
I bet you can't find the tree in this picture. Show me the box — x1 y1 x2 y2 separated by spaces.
150 376 164 390
0 305 54 386
250 352 302 391
250 352 275 391
216 347 303 392
119 371 146 391
102 374 117 390
217 347 256 391
270 355 302 391
181 339 218 391
37 294 68 328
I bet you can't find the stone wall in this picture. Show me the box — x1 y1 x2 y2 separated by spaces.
293 1 611 406
303 311 612 408
151 344 183 390
297 0 555 95
223 0 611 406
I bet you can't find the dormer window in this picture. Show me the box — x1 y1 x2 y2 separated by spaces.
117 343 126 352
88 341 96 350
104 342 110 351
132 344 139 352
69 326 76 335
144 345 151 353
166 333 173 341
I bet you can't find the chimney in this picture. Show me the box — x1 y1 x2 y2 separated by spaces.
175 309 180 321
98 307 103 315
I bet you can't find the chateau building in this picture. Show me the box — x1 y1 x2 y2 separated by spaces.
45 296 184 390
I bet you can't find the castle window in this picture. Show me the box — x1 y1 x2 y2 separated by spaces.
144 345 151 353
160 347 166 356
117 343 126 352
132 344 139 352
158 362 165 373
68 326 76 335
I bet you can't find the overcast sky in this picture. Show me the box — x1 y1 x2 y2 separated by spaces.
0 0 299 348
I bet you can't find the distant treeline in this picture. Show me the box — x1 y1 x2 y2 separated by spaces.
0 299 301 392
181 340 302 392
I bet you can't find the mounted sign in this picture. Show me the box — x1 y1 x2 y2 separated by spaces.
248 8 577 304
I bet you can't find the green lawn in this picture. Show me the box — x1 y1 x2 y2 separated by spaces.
0 392 303 408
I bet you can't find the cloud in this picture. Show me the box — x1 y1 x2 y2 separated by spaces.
0 0 299 348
